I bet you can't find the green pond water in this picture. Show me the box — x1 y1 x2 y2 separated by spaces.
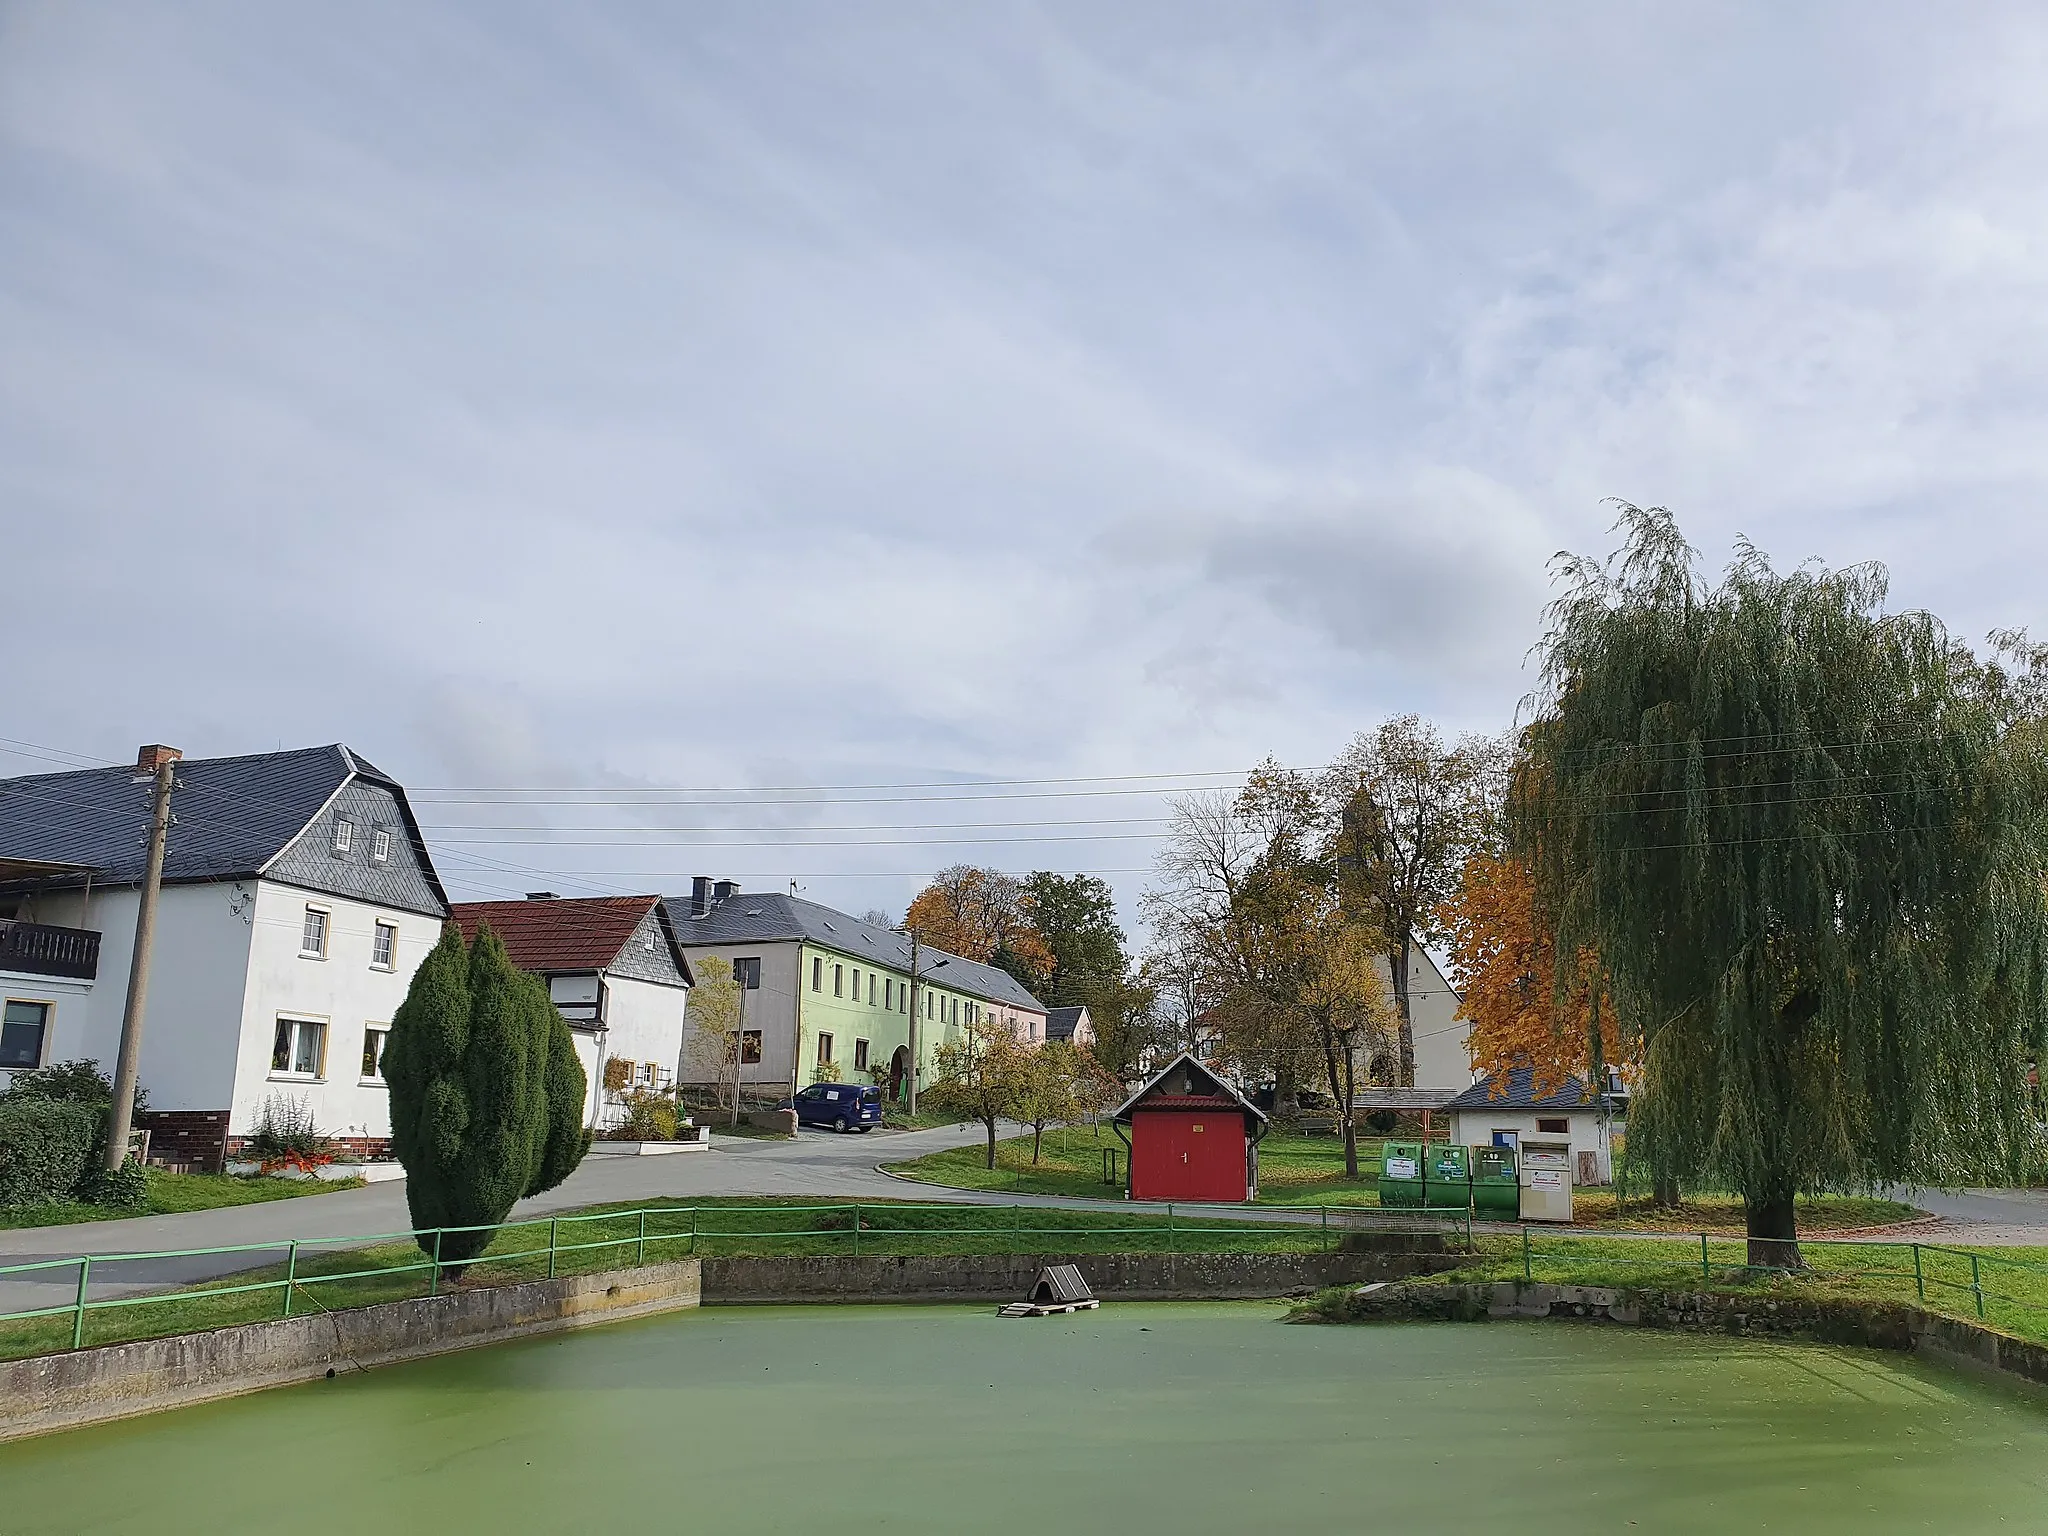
5 1304 2047 1533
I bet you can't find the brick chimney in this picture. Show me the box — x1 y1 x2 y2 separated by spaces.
135 744 183 774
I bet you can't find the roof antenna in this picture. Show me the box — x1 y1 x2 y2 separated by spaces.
789 878 800 896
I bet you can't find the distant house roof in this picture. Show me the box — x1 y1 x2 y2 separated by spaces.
0 744 448 912
1044 1005 1088 1042
1113 1052 1268 1128
664 890 1045 1012
450 896 692 982
1445 1065 1603 1112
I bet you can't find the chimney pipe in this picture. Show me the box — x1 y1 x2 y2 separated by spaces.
713 879 739 907
691 876 712 918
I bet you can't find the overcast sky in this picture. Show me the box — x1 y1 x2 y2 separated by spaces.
5 3 2047 928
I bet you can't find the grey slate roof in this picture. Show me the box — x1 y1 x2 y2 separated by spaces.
1044 1005 1087 1042
664 890 1046 1012
0 745 449 914
1445 1065 1601 1112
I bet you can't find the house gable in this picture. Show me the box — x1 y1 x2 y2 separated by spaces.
264 776 446 918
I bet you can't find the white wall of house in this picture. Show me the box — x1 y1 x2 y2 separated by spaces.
591 972 690 1123
13 883 256 1112
1407 945 1473 1091
1449 1107 1612 1182
224 880 438 1142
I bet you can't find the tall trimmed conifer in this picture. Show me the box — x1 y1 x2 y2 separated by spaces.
384 923 590 1269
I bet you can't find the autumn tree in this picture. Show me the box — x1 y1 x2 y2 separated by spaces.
923 1012 1034 1169
1435 851 1626 1095
681 952 747 1124
1012 1040 1121 1163
1521 506 2048 1268
904 866 1056 993
1324 718 1507 1085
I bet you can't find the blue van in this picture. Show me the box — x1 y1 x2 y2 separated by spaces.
789 1082 883 1132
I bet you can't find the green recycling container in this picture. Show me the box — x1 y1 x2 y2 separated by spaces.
1379 1141 1424 1208
1471 1145 1519 1219
1423 1143 1472 1210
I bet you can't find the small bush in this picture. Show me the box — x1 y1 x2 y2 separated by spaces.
243 1094 334 1173
603 1057 635 1095
603 1090 679 1141
812 1060 843 1085
83 1156 149 1208
0 1057 145 1115
0 1099 101 1206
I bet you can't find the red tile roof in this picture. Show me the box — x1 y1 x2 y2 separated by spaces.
1134 1095 1244 1111
449 896 660 974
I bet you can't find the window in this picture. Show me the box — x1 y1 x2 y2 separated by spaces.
854 1038 869 1071
817 1032 834 1064
360 1027 389 1081
300 906 329 958
640 1062 655 1085
900 986 908 1015
732 956 761 989
1536 1117 1569 1135
852 967 861 999
271 1017 327 1078
371 921 397 969
332 818 354 855
812 957 823 992
740 1030 762 1064
834 965 844 997
867 973 876 1006
370 828 392 865
0 1000 50 1069
883 979 893 1010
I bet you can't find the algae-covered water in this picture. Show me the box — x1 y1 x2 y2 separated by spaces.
4 1304 2046 1533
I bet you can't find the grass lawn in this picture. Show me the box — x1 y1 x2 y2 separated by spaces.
885 1127 1926 1232
0 1196 1329 1362
0 1167 365 1231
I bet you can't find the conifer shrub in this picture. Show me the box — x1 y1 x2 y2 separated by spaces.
382 923 590 1271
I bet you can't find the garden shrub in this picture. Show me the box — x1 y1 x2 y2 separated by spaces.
604 1090 679 1142
244 1094 334 1172
0 1099 101 1207
83 1156 149 1208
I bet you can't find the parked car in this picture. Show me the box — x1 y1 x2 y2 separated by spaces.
786 1082 882 1132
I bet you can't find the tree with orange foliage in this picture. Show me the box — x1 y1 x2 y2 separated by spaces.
1435 850 1627 1097
903 865 1056 992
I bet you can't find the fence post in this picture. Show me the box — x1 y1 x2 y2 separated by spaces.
430 1228 442 1296
71 1255 90 1351
1700 1233 1711 1285
1521 1226 1531 1282
1971 1252 1984 1319
1913 1245 1924 1302
689 1207 698 1256
548 1217 560 1280
637 1210 647 1267
1168 1203 1177 1254
1321 1205 1328 1253
283 1240 299 1318
853 1203 861 1258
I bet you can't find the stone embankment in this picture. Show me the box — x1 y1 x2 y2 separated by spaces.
1292 1278 2048 1390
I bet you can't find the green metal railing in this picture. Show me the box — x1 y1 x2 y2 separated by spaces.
0 1199 1474 1355
1509 1225 2048 1329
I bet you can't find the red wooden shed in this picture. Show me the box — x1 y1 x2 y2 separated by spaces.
1112 1053 1268 1203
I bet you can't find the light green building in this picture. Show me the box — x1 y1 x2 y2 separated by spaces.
666 879 1047 1101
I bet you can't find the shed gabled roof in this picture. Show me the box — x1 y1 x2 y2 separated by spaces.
663 890 1045 1013
1044 1005 1088 1041
450 896 693 982
1445 1065 1601 1112
1112 1052 1268 1127
0 744 448 911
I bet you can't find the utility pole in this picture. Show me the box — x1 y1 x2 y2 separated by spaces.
907 932 921 1115
105 745 179 1173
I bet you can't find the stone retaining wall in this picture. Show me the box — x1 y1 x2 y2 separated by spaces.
1298 1278 2048 1391
0 1260 702 1444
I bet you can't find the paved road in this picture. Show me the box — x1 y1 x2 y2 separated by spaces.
0 1122 998 1316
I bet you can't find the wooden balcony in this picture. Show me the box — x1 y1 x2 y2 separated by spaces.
0 918 101 981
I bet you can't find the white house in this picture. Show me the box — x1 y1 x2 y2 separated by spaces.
1445 1065 1615 1185
666 878 1048 1101
1041 1005 1095 1050
0 743 450 1168
448 894 693 1130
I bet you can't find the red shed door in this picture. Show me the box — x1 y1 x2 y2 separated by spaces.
1133 1110 1247 1202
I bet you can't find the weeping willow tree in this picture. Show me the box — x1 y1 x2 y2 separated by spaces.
1520 506 2048 1267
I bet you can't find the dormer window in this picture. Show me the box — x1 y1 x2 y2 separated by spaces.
332 819 354 856
370 828 391 865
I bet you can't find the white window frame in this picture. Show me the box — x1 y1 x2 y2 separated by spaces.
1 997 53 1072
300 905 330 959
360 1025 390 1084
371 920 397 971
370 828 392 865
271 1015 329 1080
333 819 354 855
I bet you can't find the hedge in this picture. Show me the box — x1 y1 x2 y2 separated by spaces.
0 1099 102 1207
